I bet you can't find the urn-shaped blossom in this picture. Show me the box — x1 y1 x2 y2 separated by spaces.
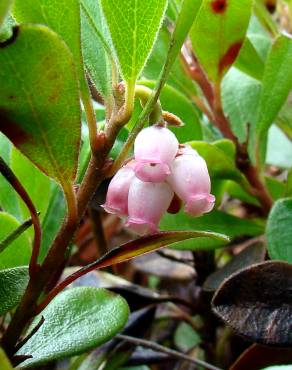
134 126 179 182
167 148 215 216
101 166 135 216
126 178 174 235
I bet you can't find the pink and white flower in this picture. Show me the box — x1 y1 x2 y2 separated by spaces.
134 126 179 183
167 149 215 216
101 165 135 216
126 178 174 235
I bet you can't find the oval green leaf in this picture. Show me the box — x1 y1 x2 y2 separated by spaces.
190 0 253 81
0 24 81 187
0 266 28 316
17 287 129 368
267 197 292 263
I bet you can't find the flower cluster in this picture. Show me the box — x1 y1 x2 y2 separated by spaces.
102 126 215 235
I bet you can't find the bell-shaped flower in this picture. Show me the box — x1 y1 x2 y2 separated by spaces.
126 178 174 235
134 126 179 182
101 165 135 216
167 152 215 217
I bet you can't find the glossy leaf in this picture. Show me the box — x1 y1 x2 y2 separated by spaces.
80 0 113 98
0 212 31 269
222 68 261 143
251 34 292 165
212 261 292 346
0 0 12 27
160 210 264 250
17 287 129 368
0 24 81 186
85 231 229 270
0 266 29 316
101 0 167 85
203 242 266 292
267 198 292 263
230 344 292 370
190 0 252 81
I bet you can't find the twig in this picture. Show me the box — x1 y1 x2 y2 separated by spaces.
156 250 194 266
116 334 223 370
0 215 36 253
14 316 45 352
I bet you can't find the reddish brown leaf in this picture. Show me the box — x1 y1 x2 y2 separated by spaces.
230 343 292 370
212 261 292 346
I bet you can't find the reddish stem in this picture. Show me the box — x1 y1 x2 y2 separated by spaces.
0 157 41 277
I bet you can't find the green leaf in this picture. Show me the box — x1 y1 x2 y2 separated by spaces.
0 24 81 188
0 0 12 27
250 34 292 165
160 210 264 250
101 0 167 86
267 197 292 263
11 148 51 223
13 0 87 93
234 37 265 81
266 125 292 169
139 81 202 141
174 321 201 351
0 212 31 269
0 266 29 316
189 140 250 190
222 68 261 143
80 0 113 99
39 185 66 263
84 231 229 270
0 134 21 219
0 348 13 370
17 287 129 368
190 0 253 81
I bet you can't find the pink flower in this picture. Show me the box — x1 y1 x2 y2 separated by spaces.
167 150 215 216
134 126 179 182
126 178 174 235
101 166 135 216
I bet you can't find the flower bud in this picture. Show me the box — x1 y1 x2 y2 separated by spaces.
167 152 215 216
134 126 179 182
126 178 174 235
101 166 135 216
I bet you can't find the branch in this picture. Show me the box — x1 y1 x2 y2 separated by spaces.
116 334 223 370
